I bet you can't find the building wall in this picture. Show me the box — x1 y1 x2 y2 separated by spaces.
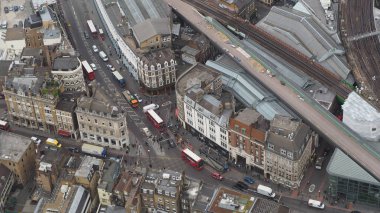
137 58 177 92
183 102 229 150
265 133 317 188
154 192 180 213
0 143 36 185
229 118 266 172
139 34 172 51
76 110 129 150
4 87 60 133
0 172 15 211
51 58 86 92
56 109 78 139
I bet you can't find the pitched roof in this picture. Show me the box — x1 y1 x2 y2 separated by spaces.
327 149 380 186
132 18 171 44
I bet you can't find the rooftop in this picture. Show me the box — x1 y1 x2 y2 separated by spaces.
74 156 102 179
176 63 221 96
139 48 175 66
0 131 32 162
76 82 120 115
234 108 262 127
56 92 84 112
207 186 255 213
21 48 43 58
143 169 183 194
181 45 201 56
118 0 171 27
42 184 90 213
43 28 62 40
132 18 171 44
5 28 25 41
257 6 351 81
52 56 80 71
206 55 294 120
267 115 310 158
99 160 121 192
251 198 291 213
327 148 380 186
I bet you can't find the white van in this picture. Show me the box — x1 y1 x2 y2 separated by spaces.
308 199 325 209
1 21 7 29
99 51 108 61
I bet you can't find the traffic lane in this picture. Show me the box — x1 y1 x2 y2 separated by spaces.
280 196 348 213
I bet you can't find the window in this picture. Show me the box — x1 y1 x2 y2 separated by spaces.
234 124 239 131
111 139 116 145
372 128 377 131
120 122 124 127
242 128 246 135
95 119 97 123
287 152 293 159
280 149 286 156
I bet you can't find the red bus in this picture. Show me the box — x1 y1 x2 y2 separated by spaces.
99 28 105 40
146 109 164 131
0 120 10 131
182 148 204 170
87 20 97 38
81 60 95 81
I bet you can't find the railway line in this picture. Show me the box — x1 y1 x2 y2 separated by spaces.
341 0 380 101
184 0 351 98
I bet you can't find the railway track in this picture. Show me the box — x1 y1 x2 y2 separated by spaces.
341 0 380 100
185 0 351 98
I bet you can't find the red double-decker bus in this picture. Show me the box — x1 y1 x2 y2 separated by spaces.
81 60 95 81
145 109 164 131
182 148 204 170
0 120 10 131
87 20 97 38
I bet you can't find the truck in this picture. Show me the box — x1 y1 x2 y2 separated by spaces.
253 184 276 198
142 103 160 113
81 143 107 158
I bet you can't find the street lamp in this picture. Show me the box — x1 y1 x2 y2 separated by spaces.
147 149 152 168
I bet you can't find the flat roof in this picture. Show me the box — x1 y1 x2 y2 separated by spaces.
0 131 32 162
52 56 80 71
5 28 25 41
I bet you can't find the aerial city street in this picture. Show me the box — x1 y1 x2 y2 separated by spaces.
0 0 380 212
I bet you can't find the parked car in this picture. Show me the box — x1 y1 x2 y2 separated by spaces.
31 136 42 145
233 181 248 191
84 31 89 39
308 199 325 209
244 176 255 184
13 6 19 12
211 172 223 181
4 7 9 13
9 6 13 11
168 139 176 148
19 5 24 11
68 147 80 153
90 63 97 70
133 93 143 103
92 45 99 52
106 64 115 71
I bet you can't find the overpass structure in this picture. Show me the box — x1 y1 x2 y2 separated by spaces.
165 0 380 181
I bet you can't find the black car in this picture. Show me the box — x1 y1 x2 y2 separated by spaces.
168 139 176 148
4 7 9 13
233 181 249 191
68 147 80 153
13 5 19 12
84 31 89 39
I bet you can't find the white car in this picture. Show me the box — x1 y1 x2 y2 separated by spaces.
308 199 325 209
19 5 24 11
134 94 143 102
31 136 42 145
106 64 115 71
90 63 97 71
92 45 99 52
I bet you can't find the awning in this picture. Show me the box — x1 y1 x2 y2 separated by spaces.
58 130 71 137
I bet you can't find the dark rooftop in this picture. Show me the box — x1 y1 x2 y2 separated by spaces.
21 48 43 58
52 57 80 71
